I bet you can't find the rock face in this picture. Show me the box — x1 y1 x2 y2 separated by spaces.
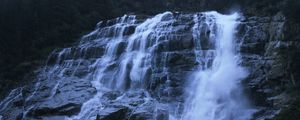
238 12 300 119
0 11 298 120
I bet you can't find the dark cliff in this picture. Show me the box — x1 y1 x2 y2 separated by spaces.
0 0 299 119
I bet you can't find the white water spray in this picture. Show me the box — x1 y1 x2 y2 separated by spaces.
182 12 255 120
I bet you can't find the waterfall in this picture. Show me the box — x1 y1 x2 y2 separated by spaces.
70 12 175 120
182 12 255 120
0 11 256 120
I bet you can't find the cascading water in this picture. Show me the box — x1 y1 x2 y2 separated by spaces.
70 12 176 120
0 11 256 120
182 12 255 120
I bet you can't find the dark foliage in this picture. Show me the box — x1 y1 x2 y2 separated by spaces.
0 0 119 98
283 0 300 22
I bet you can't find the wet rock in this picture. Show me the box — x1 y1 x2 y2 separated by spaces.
41 116 69 120
102 91 121 101
96 90 169 120
161 12 173 21
167 51 197 69
116 41 127 56
0 88 28 119
27 103 81 117
240 42 266 55
167 34 194 51
129 104 169 120
96 107 130 120
20 77 96 119
123 25 136 36
82 46 106 59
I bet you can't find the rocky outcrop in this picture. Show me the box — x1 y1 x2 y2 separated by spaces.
239 12 300 119
0 72 97 119
0 11 299 120
96 90 169 120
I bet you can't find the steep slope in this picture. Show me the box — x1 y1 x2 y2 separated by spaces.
1 11 298 120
